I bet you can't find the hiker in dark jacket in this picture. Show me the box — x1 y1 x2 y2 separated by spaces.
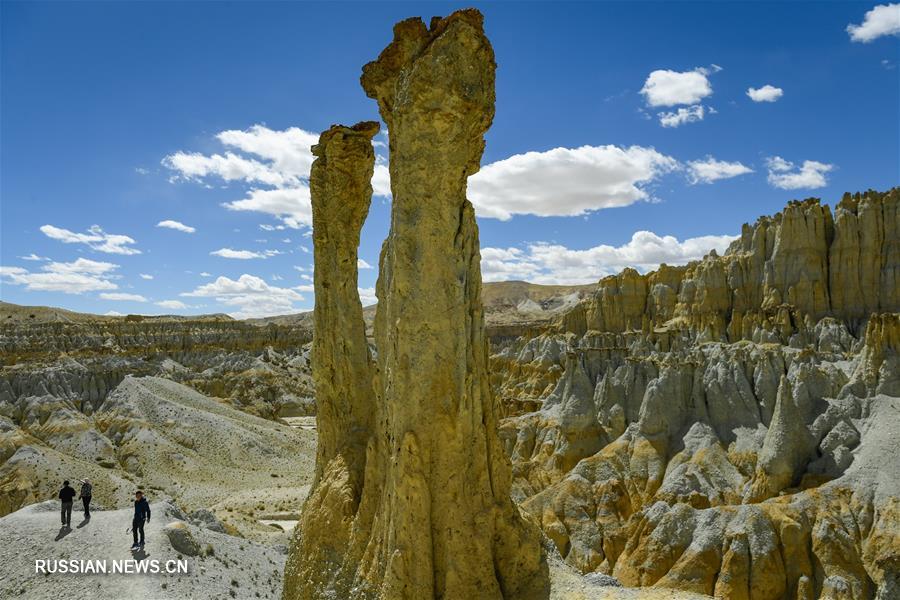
58 481 75 528
79 479 92 519
131 490 151 549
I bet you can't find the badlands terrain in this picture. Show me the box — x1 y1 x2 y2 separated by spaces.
0 189 897 599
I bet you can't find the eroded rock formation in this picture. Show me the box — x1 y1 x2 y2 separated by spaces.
285 10 548 599
284 121 379 597
495 189 900 598
1 316 315 419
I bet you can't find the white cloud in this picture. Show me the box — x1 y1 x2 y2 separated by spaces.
358 287 378 305
139 273 154 280
640 67 715 107
658 105 706 128
200 272 212 277
182 274 305 319
163 124 389 230
210 248 282 260
19 253 48 261
105 310 125 316
358 259 374 269
99 292 147 302
223 187 312 228
746 85 784 102
372 164 392 197
687 157 754 184
40 224 140 255
162 151 287 186
156 219 196 233
468 145 678 220
156 300 188 310
847 3 900 42
765 156 834 189
481 231 737 285
216 125 319 179
0 258 120 293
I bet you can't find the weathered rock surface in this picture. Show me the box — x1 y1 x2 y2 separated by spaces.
1 314 315 419
496 189 900 598
285 10 548 600
164 520 202 556
284 121 379 598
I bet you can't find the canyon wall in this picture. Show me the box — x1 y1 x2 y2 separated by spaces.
1 318 314 420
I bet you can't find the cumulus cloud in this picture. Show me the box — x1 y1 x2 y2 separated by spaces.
0 258 120 293
99 292 147 302
156 219 196 233
40 224 140 255
481 231 737 285
163 124 389 229
19 253 48 261
223 187 312 228
766 156 834 189
747 85 784 102
640 66 719 127
658 105 706 128
156 300 188 310
847 3 900 42
687 157 754 184
139 273 154 280
358 259 374 269
640 67 715 107
358 287 378 305
210 248 282 260
372 164 392 197
468 145 678 220
181 274 304 319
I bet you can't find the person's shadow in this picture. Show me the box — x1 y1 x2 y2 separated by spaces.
77 515 91 528
54 526 72 541
130 547 148 560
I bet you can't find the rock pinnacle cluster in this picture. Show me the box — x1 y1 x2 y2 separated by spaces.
284 10 548 600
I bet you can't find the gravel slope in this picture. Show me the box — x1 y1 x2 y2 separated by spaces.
0 500 285 599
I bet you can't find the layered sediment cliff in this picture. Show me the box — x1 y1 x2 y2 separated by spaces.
1 314 315 419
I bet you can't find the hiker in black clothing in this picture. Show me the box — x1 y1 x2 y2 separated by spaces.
79 479 93 519
58 481 76 528
131 490 151 550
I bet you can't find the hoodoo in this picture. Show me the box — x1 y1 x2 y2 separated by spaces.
284 9 548 600
283 122 379 598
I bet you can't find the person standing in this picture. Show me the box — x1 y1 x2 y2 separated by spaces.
79 479 92 519
131 490 151 550
58 480 75 528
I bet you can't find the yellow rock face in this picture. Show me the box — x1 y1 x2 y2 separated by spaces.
285 10 548 600
283 122 379 599
555 189 898 343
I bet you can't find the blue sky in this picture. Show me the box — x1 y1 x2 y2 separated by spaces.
2 1 898 318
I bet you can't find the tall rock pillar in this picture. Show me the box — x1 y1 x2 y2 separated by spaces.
284 122 379 598
358 9 547 600
285 11 548 600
